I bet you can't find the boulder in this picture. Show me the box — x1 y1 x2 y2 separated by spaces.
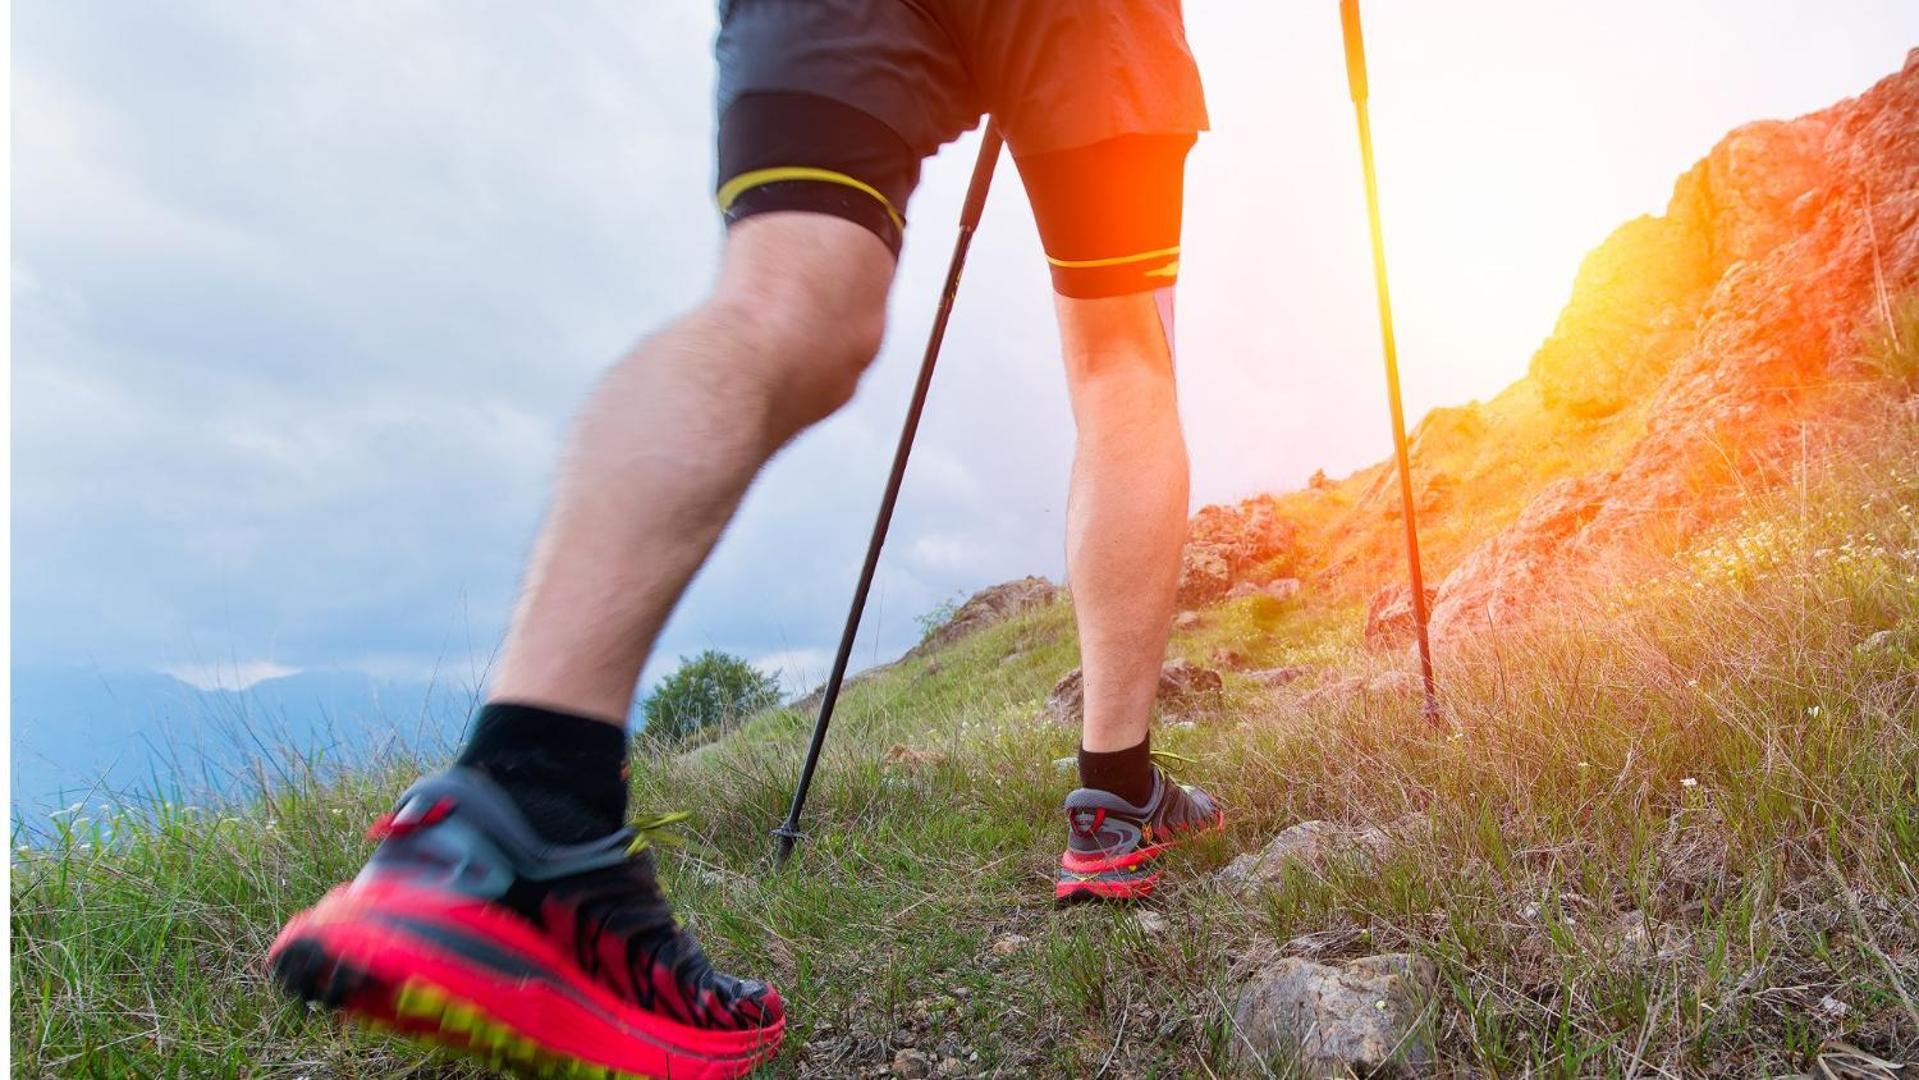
1230 954 1437 1076
908 576 1059 659
1043 659 1222 725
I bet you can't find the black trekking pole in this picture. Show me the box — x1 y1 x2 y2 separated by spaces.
1339 0 1442 726
772 126 1004 868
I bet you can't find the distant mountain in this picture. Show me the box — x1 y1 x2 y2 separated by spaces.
10 666 480 835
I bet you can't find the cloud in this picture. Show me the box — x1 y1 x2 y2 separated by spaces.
162 660 302 692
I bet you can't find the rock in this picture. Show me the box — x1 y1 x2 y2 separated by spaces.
1216 821 1350 892
1177 495 1301 607
1230 954 1437 1075
1218 817 1419 895
1044 659 1223 725
1051 756 1076 773
1364 585 1435 652
1135 910 1169 936
988 933 1028 957
936 1057 967 1078
892 1048 932 1078
1426 475 1607 647
1043 670 1084 723
908 576 1059 659
1209 646 1247 670
1860 628 1900 652
1248 665 1310 688
1429 57 1919 648
1158 658 1224 709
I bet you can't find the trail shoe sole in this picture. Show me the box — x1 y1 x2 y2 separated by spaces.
1055 768 1224 904
267 768 783 1079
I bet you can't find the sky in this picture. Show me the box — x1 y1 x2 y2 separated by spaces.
13 2 1919 703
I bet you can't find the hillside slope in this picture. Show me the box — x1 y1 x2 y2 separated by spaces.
1182 49 1919 651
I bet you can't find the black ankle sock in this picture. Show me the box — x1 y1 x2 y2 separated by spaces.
1078 735 1155 806
457 702 629 844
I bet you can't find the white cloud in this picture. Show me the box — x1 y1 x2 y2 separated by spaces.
162 660 301 691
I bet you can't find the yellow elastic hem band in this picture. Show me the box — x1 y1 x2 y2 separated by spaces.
716 167 904 230
1045 244 1182 269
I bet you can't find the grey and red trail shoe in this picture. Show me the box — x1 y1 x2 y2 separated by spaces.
1055 768 1225 903
266 767 784 1079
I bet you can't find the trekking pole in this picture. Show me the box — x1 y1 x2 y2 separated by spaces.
1339 0 1442 726
772 126 1004 868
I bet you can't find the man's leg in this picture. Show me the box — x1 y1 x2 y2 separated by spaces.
489 214 895 727
1018 134 1222 903
1058 291 1188 765
269 215 891 1071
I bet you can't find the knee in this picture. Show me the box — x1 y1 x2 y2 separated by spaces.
708 277 887 431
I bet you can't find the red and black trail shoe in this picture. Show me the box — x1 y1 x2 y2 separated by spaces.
1055 768 1224 904
267 767 783 1078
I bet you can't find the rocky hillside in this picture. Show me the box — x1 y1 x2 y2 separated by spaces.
1182 50 1919 649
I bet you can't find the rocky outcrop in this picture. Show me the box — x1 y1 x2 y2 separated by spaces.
1176 495 1300 607
1433 52 1919 647
1230 954 1437 1076
907 576 1058 659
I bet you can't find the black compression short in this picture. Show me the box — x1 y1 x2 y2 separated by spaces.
712 0 1205 295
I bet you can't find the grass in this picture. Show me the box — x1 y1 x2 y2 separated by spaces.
12 412 1919 1077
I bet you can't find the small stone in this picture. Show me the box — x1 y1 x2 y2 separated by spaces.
1165 719 1197 733
989 933 1028 956
892 1048 933 1078
936 1057 967 1077
1136 910 1169 935
1817 994 1851 1019
891 1028 915 1048
1209 646 1248 670
1052 756 1076 773
949 986 971 999
1861 629 1898 652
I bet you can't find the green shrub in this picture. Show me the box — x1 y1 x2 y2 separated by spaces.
640 650 780 741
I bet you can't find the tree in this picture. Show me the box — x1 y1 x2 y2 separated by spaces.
641 650 781 741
